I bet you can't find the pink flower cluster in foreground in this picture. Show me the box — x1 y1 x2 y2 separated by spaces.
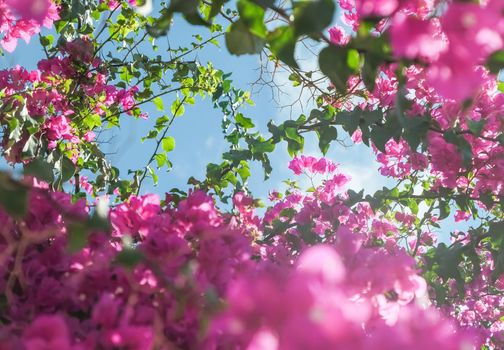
330 0 503 101
0 158 496 349
0 0 59 52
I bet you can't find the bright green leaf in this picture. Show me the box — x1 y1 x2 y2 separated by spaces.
161 136 176 152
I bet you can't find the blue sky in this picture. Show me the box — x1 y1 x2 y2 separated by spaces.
0 5 472 241
0 8 391 198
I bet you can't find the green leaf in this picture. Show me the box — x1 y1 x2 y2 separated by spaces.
426 243 465 293
183 12 210 26
407 198 419 215
209 0 225 19
153 97 165 111
237 0 267 38
170 0 199 13
370 115 401 153
0 172 28 217
362 53 381 91
438 201 451 220
293 0 335 35
148 165 159 185
485 50 504 74
24 159 54 183
171 98 185 117
284 126 302 143
310 107 335 122
147 10 173 37
346 49 360 71
319 46 356 92
235 113 255 129
345 189 364 207
403 116 429 151
61 157 76 183
67 222 89 252
251 138 275 154
267 26 298 67
237 161 251 182
39 35 54 47
498 82 504 93
317 125 338 154
155 153 168 168
22 135 38 158
115 248 145 268
226 19 265 55
467 119 486 136
287 136 304 156
161 136 176 152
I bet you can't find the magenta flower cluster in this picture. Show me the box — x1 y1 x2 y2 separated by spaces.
0 160 487 349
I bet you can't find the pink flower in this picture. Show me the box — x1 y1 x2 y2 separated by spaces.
83 130 95 142
22 315 71 350
391 14 446 61
100 0 120 9
92 294 121 329
296 245 345 284
288 156 338 175
357 0 399 16
328 25 349 46
427 132 463 188
1 0 59 52
427 52 485 101
454 210 471 222
104 326 154 350
43 116 73 141
395 212 415 226
6 0 51 23
111 194 160 237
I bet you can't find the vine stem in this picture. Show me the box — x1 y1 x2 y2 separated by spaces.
135 96 188 194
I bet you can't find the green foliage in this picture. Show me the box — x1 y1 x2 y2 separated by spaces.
319 46 359 92
485 50 504 74
161 137 176 153
226 19 265 55
267 26 298 67
0 172 28 217
293 0 335 35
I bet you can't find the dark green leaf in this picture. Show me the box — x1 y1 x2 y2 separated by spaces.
209 0 225 19
267 26 298 67
370 115 401 153
67 222 89 252
237 0 267 38
362 53 381 91
319 46 356 92
115 248 145 268
317 125 337 154
24 159 54 183
226 20 266 55
170 0 199 13
147 10 173 37
0 172 28 217
403 116 429 151
293 0 335 35
467 119 486 136
61 157 76 183
183 12 210 26
485 50 504 74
